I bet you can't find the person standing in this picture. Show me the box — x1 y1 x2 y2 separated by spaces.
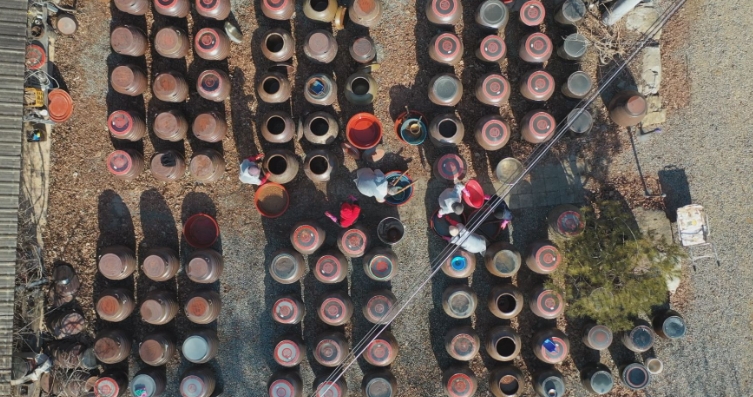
443 223 487 254
325 195 362 228
239 153 271 186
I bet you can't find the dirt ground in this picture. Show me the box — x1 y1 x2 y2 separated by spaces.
40 0 688 396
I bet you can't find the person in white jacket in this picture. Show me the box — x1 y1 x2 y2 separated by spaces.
354 168 400 203
437 182 469 218
444 223 487 254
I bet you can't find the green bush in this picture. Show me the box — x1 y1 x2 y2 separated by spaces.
549 201 684 331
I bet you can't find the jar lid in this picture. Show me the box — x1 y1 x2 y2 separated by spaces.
663 316 687 338
365 377 393 397
180 375 207 397
446 373 475 397
315 338 344 365
271 253 300 281
99 252 126 277
316 255 343 282
447 291 474 317
106 151 134 176
315 381 342 397
182 335 209 362
340 228 367 256
526 71 555 99
436 153 466 181
273 297 299 323
368 255 394 280
520 0 545 26
480 117 510 147
366 294 393 322
479 35 505 61
107 110 134 136
587 325 613 350
131 374 157 397
366 339 393 365
482 74 510 102
196 28 220 51
320 297 348 324
274 339 301 366
293 224 321 252
450 333 477 359
95 377 120 397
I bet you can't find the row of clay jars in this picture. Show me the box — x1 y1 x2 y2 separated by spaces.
110 65 230 102
441 364 553 397
106 148 226 183
426 0 508 28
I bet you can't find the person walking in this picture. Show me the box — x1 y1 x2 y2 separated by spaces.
353 168 400 203
325 195 362 228
239 153 271 186
443 222 487 254
485 194 513 229
437 182 469 218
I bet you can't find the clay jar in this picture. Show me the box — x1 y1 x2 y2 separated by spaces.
520 110 556 143
261 0 295 20
489 366 525 397
350 0 383 27
429 113 464 147
485 242 521 278
263 149 299 184
475 0 509 30
443 366 477 397
190 149 225 183
475 115 510 151
114 0 149 15
429 73 462 106
107 110 146 141
269 372 303 397
153 0 190 17
362 371 397 397
303 0 338 22
532 329 570 364
429 32 464 66
475 73 510 106
444 326 480 361
192 112 227 143
111 65 147 96
486 325 521 361
195 0 231 20
153 110 188 141
609 90 647 127
304 111 339 144
344 71 378 105
426 0 462 25
153 71 189 103
257 72 291 103
194 27 231 61
197 69 231 102
304 73 337 106
111 25 147 57
304 30 338 63
350 36 377 63
269 249 306 284
151 150 186 182
488 284 524 320
520 70 554 102
154 26 190 58
261 111 295 143
304 149 336 183
261 28 294 62
477 35 506 63
290 220 326 255
519 32 552 63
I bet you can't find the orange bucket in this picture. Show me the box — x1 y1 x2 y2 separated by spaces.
48 89 74 123
346 112 382 150
254 183 290 218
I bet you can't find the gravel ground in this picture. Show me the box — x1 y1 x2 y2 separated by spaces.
607 1 753 396
37 0 734 396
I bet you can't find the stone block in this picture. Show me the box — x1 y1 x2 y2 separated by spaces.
640 46 662 95
646 95 663 112
626 6 662 39
643 110 667 126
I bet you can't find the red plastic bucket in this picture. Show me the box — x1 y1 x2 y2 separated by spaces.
346 113 383 150
183 213 219 248
254 183 290 218
463 179 485 209
48 89 74 123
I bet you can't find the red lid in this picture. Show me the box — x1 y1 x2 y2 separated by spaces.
436 153 466 181
527 111 555 138
447 373 475 397
346 113 383 150
155 0 180 9
520 0 546 26
587 325 613 350
293 224 321 252
96 295 121 317
95 377 120 397
269 379 295 397
368 255 394 280
195 28 221 52
353 0 376 14
320 297 348 324
480 117 510 148
274 339 301 367
432 0 459 18
534 244 561 271
186 296 210 318
366 338 393 365
626 95 647 115
273 297 299 323
47 89 74 123
479 35 506 62
26 44 46 70
524 33 552 61
434 32 462 59
526 70 555 99
315 254 343 282
535 289 563 317
482 74 510 102
106 150 134 176
107 110 134 136
340 228 367 256
254 183 290 218
264 0 289 10
315 338 343 365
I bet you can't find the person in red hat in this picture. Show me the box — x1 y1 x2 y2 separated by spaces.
325 195 362 228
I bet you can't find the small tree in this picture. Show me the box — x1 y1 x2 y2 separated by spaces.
550 201 684 331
